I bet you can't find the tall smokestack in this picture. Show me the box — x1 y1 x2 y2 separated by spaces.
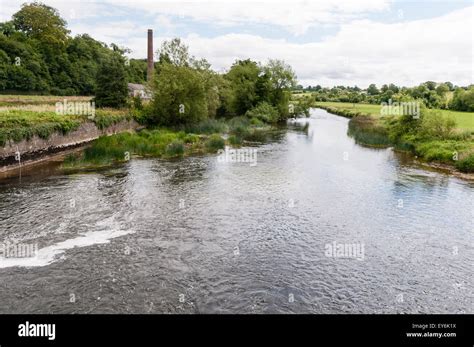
147 29 153 81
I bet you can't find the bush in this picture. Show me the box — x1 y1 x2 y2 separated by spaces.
245 102 279 123
455 154 474 172
242 128 267 142
184 118 228 134
205 134 225 152
419 110 457 139
292 95 313 117
413 140 470 163
184 134 200 144
165 140 185 157
228 116 251 135
228 135 242 146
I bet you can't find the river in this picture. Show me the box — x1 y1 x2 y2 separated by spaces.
0 108 472 313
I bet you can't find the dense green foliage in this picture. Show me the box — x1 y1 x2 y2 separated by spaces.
150 62 209 126
146 39 302 126
63 114 272 167
0 2 146 95
94 54 128 108
297 81 474 112
245 101 279 123
449 87 474 112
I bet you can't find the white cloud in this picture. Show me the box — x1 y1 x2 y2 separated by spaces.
173 6 473 87
2 0 473 87
104 0 391 35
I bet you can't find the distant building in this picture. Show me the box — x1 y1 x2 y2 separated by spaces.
127 83 151 100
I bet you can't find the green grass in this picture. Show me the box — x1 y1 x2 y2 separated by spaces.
0 108 133 146
63 115 273 168
315 101 474 131
0 110 84 146
64 129 225 167
0 95 93 107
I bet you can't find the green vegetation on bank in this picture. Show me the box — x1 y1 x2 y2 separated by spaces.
316 102 474 173
0 108 133 146
315 101 474 131
63 117 272 167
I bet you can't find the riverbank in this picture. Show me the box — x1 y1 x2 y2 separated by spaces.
0 93 282 172
315 103 474 174
0 108 141 172
62 117 273 169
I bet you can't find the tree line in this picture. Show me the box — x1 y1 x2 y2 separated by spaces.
0 2 146 95
297 81 474 112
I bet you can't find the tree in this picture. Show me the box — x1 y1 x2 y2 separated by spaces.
94 54 128 108
450 87 474 112
157 38 191 67
150 62 208 125
12 2 69 46
263 59 296 120
264 59 296 91
367 84 379 95
424 81 437 91
223 59 261 116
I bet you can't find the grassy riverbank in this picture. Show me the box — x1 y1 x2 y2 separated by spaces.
63 116 272 167
0 94 279 169
315 101 474 131
315 102 474 173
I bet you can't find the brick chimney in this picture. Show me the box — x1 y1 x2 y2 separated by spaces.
147 29 153 81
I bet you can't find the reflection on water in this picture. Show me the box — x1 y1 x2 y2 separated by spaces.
0 108 472 313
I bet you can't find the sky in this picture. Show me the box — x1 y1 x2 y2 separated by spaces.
1 0 473 88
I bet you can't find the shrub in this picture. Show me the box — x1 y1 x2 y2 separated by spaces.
228 116 251 136
165 140 185 157
419 110 457 139
205 134 225 152
184 134 200 144
228 135 242 146
184 118 228 134
245 102 279 123
242 128 267 142
455 154 474 172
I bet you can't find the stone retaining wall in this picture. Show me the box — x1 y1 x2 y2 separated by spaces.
0 120 140 171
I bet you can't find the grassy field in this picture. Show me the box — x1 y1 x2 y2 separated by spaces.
315 101 474 131
0 95 132 146
0 94 93 107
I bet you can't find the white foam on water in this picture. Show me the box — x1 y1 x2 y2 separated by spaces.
0 225 133 268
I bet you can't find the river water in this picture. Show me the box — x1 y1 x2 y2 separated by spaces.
0 108 472 313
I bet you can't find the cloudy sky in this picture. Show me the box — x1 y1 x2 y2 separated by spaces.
1 0 473 87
